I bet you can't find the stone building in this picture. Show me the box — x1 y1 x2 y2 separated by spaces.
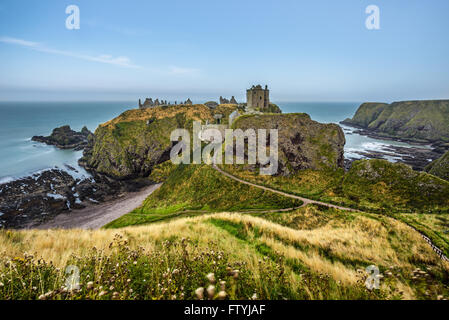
246 85 269 111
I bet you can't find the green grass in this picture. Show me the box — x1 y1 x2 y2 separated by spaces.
220 159 449 214
106 164 303 228
396 213 449 257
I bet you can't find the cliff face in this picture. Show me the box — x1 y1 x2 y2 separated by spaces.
233 113 345 175
82 105 215 179
342 100 449 142
426 150 449 182
83 106 345 179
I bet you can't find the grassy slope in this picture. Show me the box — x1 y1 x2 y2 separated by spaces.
220 159 449 213
426 150 449 182
105 164 303 228
1 207 448 300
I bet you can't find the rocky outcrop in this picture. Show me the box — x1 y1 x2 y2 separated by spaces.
0 168 152 229
204 101 219 109
80 104 216 180
341 100 449 143
426 150 449 182
233 113 345 175
32 125 93 150
265 103 282 114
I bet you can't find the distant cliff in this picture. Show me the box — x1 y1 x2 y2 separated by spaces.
341 100 449 143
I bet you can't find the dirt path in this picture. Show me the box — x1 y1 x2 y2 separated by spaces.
29 184 162 230
213 164 358 212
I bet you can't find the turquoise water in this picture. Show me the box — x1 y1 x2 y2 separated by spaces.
0 101 136 182
0 101 425 182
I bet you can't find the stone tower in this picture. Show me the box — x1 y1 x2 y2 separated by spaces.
246 85 269 110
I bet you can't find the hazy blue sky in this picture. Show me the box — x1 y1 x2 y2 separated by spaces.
0 0 448 102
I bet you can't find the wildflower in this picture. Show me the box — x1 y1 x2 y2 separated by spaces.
87 281 94 290
252 293 258 300
207 285 216 299
38 294 46 300
195 287 204 300
99 291 107 297
206 273 216 284
0 282 3 287
232 270 239 279
220 281 226 291
437 295 444 300
218 291 227 300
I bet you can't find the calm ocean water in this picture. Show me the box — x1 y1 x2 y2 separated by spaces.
0 101 421 182
0 101 136 182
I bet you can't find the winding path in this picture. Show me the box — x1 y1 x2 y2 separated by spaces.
213 164 449 262
213 164 358 212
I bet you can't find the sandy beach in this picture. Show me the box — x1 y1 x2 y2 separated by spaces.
26 183 162 230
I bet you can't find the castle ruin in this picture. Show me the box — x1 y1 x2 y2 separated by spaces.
246 85 269 111
139 97 193 109
219 96 238 105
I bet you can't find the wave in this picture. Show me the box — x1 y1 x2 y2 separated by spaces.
0 176 14 185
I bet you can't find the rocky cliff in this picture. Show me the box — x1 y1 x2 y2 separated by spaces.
82 106 344 179
81 104 223 179
341 100 449 143
233 113 345 175
426 150 449 182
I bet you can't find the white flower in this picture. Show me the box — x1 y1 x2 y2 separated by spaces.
207 285 216 299
206 273 216 284
195 287 204 300
218 291 227 300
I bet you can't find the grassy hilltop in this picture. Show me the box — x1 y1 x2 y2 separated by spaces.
82 104 237 179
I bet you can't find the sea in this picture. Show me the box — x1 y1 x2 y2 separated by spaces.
0 101 426 183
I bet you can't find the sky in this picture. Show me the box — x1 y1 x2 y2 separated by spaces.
0 0 448 102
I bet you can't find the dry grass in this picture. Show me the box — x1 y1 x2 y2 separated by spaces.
1 209 448 300
101 104 214 129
